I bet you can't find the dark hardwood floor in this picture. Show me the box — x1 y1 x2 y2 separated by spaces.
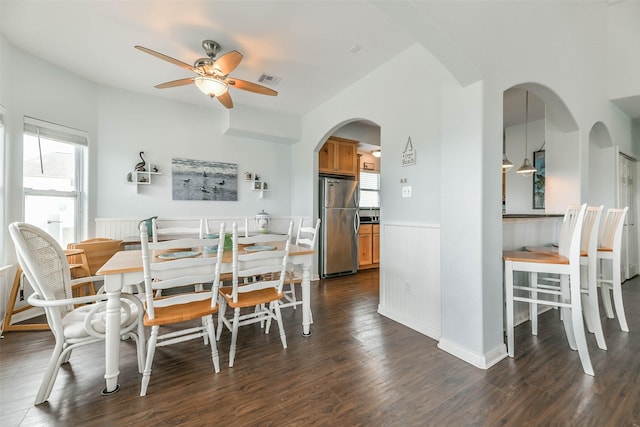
1 269 639 426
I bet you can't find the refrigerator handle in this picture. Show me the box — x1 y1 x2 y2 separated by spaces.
354 211 360 234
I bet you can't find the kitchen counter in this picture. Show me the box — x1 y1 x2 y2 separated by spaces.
359 216 379 224
503 214 563 219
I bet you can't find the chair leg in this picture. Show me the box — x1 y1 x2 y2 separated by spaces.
600 259 615 318
601 284 614 318
202 317 209 345
204 315 220 373
505 260 515 358
581 265 594 334
136 318 146 374
583 262 607 350
560 275 577 351
229 308 241 367
35 340 65 405
612 253 629 332
216 299 227 341
289 282 297 309
530 272 538 336
272 302 287 349
569 265 595 376
140 325 159 397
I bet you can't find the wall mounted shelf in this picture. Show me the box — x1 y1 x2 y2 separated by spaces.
244 172 269 198
127 171 162 193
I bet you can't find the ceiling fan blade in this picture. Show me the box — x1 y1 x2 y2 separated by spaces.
227 78 278 96
154 77 195 89
213 50 243 76
216 91 233 108
135 45 199 73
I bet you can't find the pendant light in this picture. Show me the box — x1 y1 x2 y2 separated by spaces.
517 90 537 177
502 128 513 171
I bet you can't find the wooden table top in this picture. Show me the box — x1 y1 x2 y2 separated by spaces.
98 242 314 276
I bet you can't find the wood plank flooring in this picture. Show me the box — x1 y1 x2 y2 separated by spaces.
1 269 639 426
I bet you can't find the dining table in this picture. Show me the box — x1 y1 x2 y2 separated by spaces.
96 240 315 395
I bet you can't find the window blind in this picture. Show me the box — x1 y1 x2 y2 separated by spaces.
24 116 88 146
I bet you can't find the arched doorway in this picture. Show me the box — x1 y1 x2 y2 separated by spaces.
315 120 382 278
502 83 580 215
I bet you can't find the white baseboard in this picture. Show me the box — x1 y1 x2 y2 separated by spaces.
437 337 508 369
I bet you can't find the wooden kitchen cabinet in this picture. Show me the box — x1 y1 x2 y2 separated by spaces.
319 136 358 177
359 223 380 269
372 224 380 264
359 224 373 268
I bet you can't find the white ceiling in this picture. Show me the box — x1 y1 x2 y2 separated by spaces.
0 1 416 116
2 1 638 124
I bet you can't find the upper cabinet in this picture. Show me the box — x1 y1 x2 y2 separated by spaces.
319 136 358 177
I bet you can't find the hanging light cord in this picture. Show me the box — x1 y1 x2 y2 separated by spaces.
524 91 529 157
37 127 44 174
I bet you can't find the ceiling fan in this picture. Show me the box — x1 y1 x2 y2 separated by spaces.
135 40 277 109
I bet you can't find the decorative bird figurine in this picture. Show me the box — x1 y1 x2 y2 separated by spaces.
134 151 146 172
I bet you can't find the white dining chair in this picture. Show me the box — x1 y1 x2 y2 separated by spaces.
8 222 146 405
151 217 208 243
597 207 629 332
503 204 594 376
280 218 321 310
216 221 293 367
139 222 225 396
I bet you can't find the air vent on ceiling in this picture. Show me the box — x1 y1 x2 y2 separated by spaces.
257 73 281 87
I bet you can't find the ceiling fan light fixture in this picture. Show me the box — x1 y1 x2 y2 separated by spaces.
194 76 228 97
372 149 381 158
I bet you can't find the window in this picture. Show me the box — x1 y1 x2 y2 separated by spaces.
23 117 87 247
359 171 380 208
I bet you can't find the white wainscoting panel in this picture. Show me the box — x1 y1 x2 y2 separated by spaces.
95 217 305 241
378 222 441 340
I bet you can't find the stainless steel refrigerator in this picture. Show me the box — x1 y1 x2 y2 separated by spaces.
320 176 359 278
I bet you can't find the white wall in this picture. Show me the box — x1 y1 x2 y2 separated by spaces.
332 121 381 147
504 119 546 214
1 36 99 264
96 87 293 221
0 36 298 265
297 43 457 342
607 1 640 101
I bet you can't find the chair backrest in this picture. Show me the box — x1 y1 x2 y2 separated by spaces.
558 204 587 263
226 222 293 304
8 223 75 323
67 238 123 275
140 221 225 320
581 205 604 258
295 218 321 249
599 207 629 252
151 218 207 242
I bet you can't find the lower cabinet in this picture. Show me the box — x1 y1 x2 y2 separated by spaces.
359 223 380 269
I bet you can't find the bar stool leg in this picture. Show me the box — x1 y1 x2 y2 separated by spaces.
505 260 515 358
612 252 629 332
530 272 539 336
569 264 595 376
